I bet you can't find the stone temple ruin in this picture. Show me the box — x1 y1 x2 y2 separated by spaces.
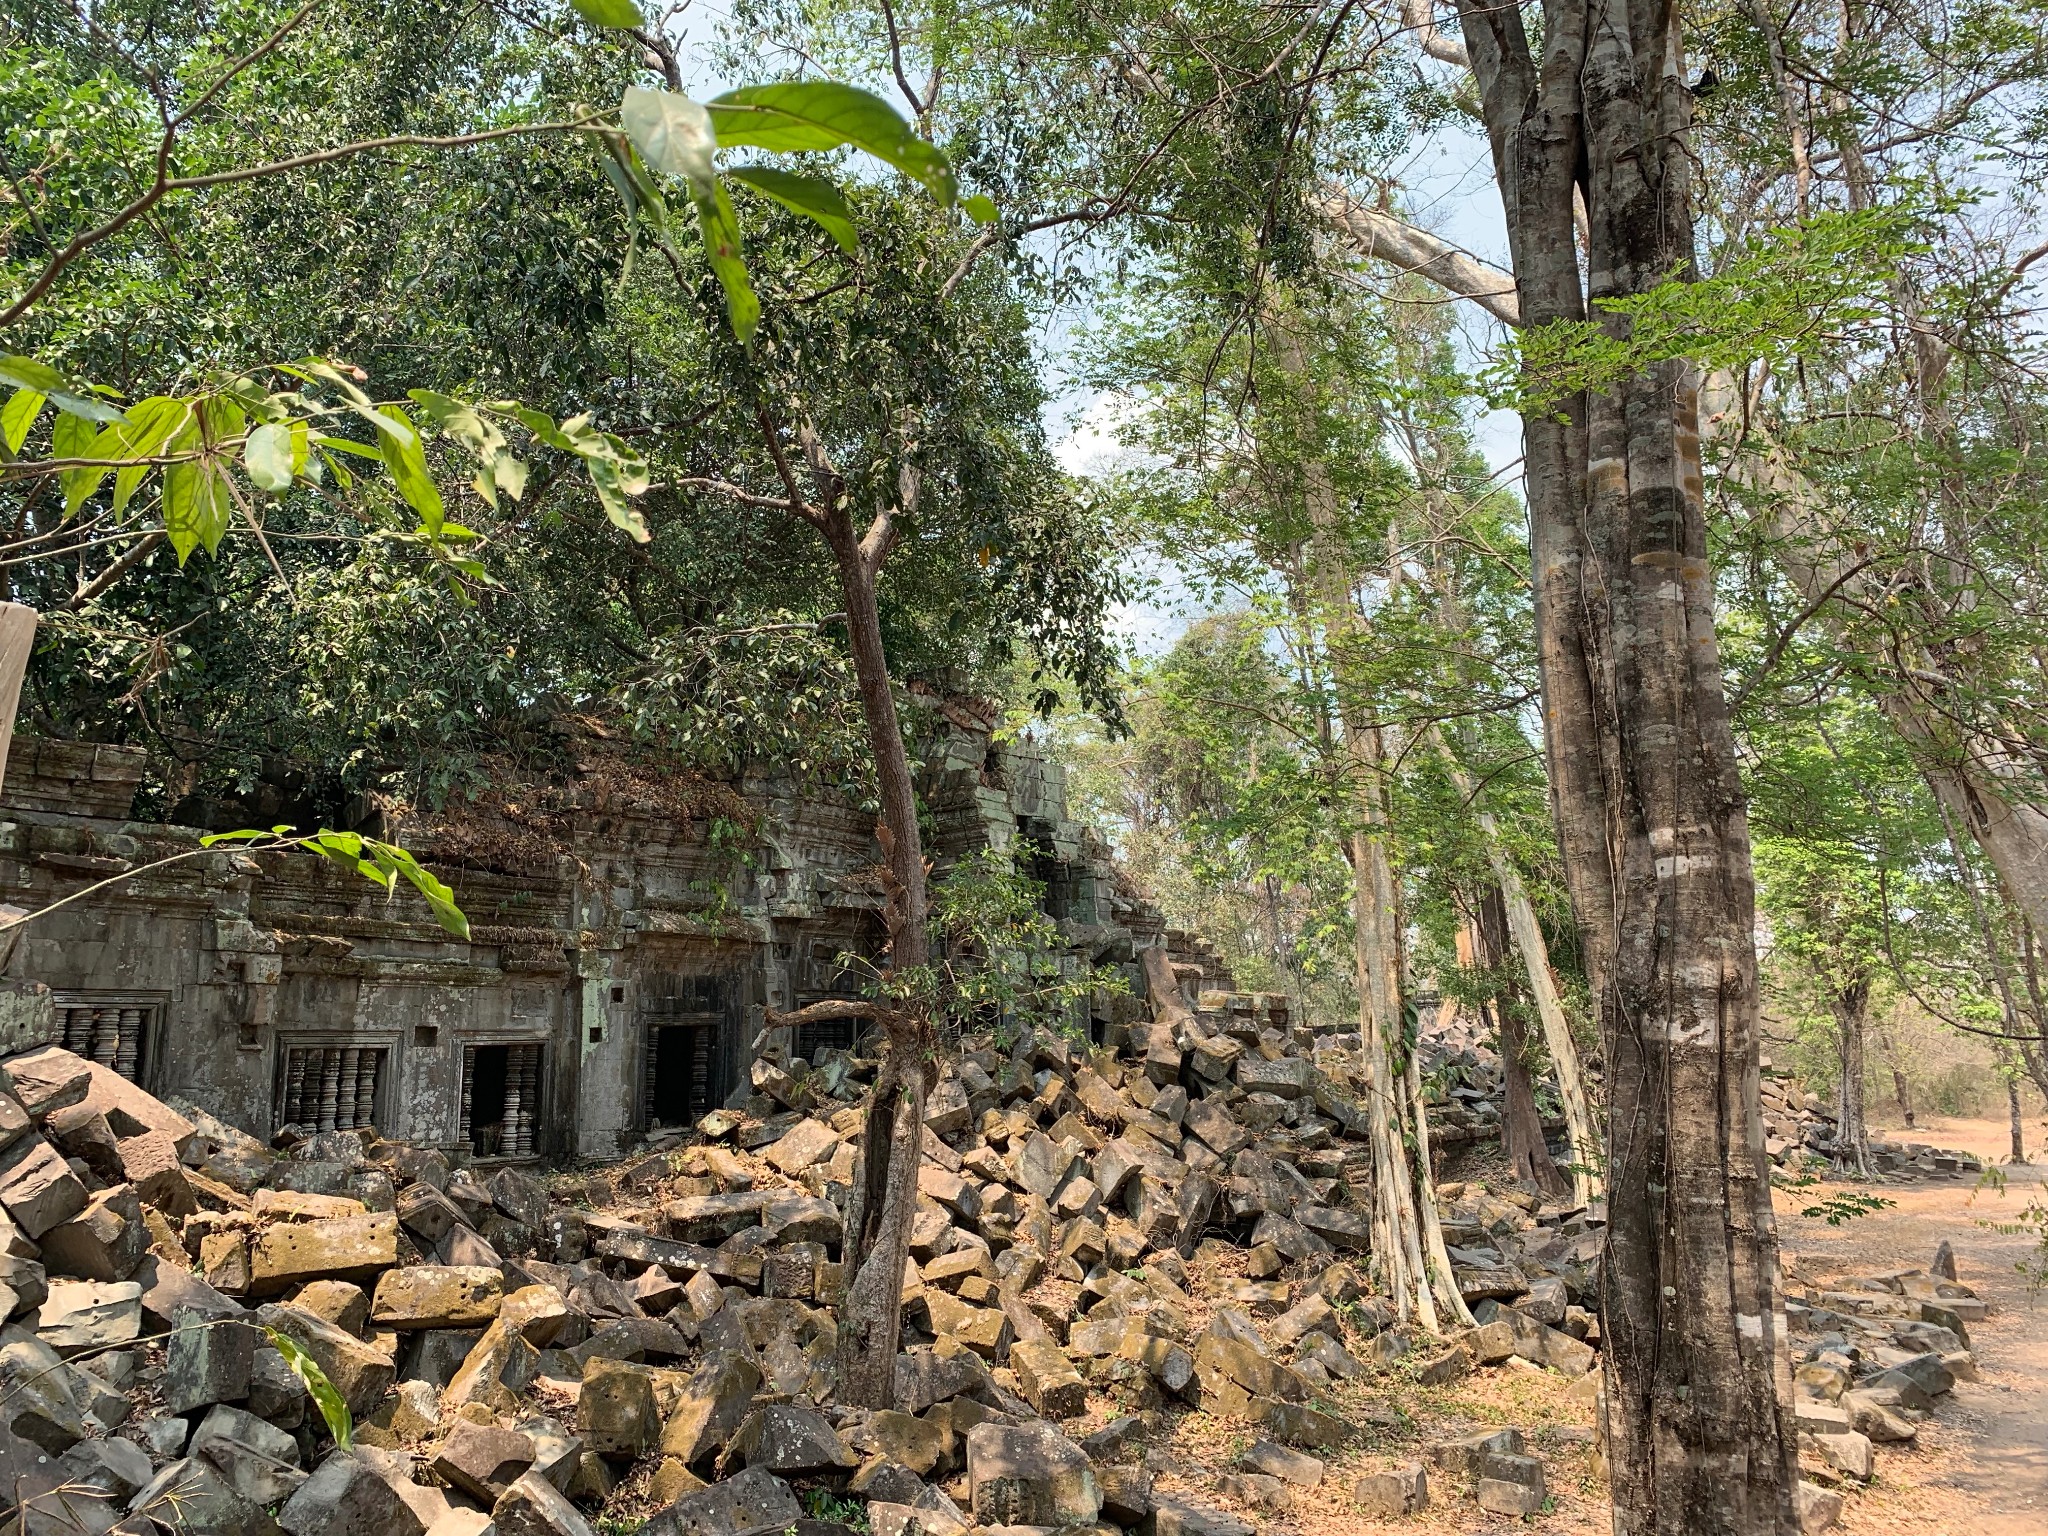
0 725 1233 1162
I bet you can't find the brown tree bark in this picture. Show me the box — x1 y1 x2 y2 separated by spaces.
1445 0 1801 1527
1831 977 1871 1177
752 412 933 1409
1477 891 1569 1196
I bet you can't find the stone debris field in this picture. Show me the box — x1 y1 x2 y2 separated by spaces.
0 982 2002 1536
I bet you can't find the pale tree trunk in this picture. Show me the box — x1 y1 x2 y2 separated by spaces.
1935 796 2048 1110
1476 893 1570 1197
749 416 931 1410
1447 0 1800 1525
1877 1022 1916 1130
1438 745 1602 1204
2007 1068 2027 1165
1831 978 1871 1177
1270 314 1470 1330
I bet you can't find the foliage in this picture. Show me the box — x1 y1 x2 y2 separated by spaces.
1773 1171 1899 1225
264 1327 353 1448
200 826 469 938
858 848 1127 1045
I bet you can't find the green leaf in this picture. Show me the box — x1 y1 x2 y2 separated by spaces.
961 194 999 225
620 87 718 198
0 356 124 422
2 388 45 453
692 178 759 343
264 1329 353 1449
500 405 576 453
725 166 858 253
707 82 956 202
372 841 470 940
244 422 294 492
375 406 445 534
572 0 644 24
52 413 106 517
163 461 229 563
109 398 191 514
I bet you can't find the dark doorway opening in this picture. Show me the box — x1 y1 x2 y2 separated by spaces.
639 972 740 1130
647 1024 719 1127
462 1042 541 1157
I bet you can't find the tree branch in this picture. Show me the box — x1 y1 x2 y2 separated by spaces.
1314 186 1521 324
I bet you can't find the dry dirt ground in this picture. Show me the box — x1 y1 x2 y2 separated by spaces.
1133 1114 2048 1535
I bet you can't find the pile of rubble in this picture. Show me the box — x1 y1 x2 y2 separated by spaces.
1785 1242 1986 1528
0 977 1853 1536
1760 1068 1986 1176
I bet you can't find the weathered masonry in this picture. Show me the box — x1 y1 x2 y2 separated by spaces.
0 730 1231 1163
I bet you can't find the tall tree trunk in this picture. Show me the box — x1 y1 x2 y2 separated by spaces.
2007 1066 2027 1165
827 544 932 1408
1478 892 1570 1196
1439 745 1602 1203
1450 0 1799 1527
1271 311 1470 1330
1878 1024 1916 1130
1831 978 1871 1177
752 418 932 1411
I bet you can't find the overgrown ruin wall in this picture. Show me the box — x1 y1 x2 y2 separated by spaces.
0 730 1236 1164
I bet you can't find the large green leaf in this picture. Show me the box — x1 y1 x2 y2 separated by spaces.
0 356 123 422
264 1329 353 1449
692 179 759 344
375 406 445 533
726 166 858 253
52 413 106 517
244 422 294 492
163 461 229 563
2 388 45 453
620 88 717 198
110 398 191 514
572 0 644 24
707 82 956 202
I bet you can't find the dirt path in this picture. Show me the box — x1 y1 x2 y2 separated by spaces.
1778 1115 2048 1535
1199 1114 2048 1534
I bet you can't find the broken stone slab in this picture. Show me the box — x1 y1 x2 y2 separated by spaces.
1143 1492 1256 1536
35 1278 142 1354
0 1136 87 1238
1011 1338 1088 1419
432 1418 535 1503
249 1212 399 1296
1242 1440 1323 1487
256 1302 397 1418
442 1317 538 1415
1352 1462 1429 1515
660 1351 762 1464
1797 1480 1844 1534
296 1279 372 1336
164 1311 259 1414
579 1358 662 1460
371 1266 503 1329
277 1447 429 1536
763 1117 841 1175
190 1402 308 1508
1810 1429 1873 1480
39 1182 146 1282
1426 1426 1524 1477
3 1049 92 1122
491 1469 597 1536
1477 1473 1546 1516
128 1454 276 1536
0 1334 91 1451
731 1404 858 1475
1840 1390 1918 1443
1256 1399 1351 1450
639 1465 804 1536
966 1421 1102 1528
